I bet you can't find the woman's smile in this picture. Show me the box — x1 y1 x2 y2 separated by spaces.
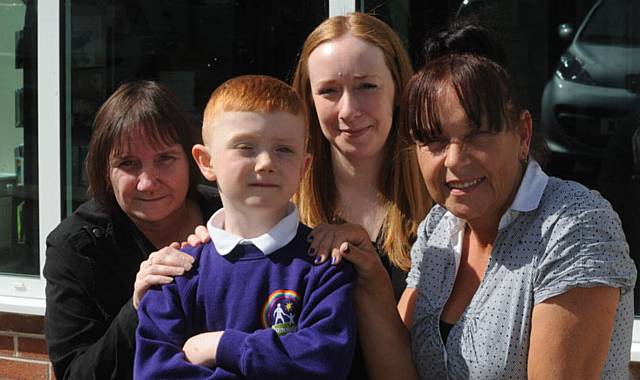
339 125 372 138
446 177 486 195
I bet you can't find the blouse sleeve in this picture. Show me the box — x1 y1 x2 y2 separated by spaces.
406 206 446 289
533 193 637 305
406 221 427 289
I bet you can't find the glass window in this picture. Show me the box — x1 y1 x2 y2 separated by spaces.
362 0 640 315
0 0 39 276
62 0 328 214
579 0 640 46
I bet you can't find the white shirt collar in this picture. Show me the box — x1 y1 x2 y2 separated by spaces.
442 159 548 230
441 159 549 272
497 159 549 229
206 203 300 256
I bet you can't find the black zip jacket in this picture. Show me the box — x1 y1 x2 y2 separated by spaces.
44 186 221 380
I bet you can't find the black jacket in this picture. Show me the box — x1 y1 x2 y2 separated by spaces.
44 187 221 380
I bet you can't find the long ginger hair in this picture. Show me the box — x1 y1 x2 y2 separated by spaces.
292 13 431 271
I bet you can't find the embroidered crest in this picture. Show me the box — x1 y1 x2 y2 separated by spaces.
261 289 300 336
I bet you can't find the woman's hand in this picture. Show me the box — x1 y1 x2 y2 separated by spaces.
132 243 195 309
307 223 372 264
183 331 224 368
182 225 210 248
307 223 388 282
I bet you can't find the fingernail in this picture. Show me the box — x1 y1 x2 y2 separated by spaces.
314 256 322 264
331 256 336 265
307 248 316 256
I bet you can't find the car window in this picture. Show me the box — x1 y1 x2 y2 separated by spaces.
579 0 640 46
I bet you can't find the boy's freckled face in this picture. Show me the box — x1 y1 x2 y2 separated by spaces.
204 111 310 214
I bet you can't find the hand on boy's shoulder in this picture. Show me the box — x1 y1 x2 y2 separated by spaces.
179 242 208 267
182 225 211 249
310 249 357 283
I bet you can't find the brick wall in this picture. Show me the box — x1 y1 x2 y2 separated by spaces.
0 313 53 380
632 362 640 379
0 308 638 380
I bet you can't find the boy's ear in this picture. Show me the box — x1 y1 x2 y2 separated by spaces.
192 144 217 181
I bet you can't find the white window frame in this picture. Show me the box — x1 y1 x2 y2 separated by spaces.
329 0 355 16
0 0 59 315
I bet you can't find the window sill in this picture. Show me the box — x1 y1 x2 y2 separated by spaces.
0 296 45 315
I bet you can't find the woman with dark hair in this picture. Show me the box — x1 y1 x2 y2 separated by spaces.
324 53 636 379
44 80 221 379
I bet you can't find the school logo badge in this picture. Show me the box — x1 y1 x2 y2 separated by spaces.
261 290 300 336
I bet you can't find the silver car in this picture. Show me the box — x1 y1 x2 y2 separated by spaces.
541 0 640 164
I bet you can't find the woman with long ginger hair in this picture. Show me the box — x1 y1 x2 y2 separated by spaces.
292 13 431 378
292 12 431 295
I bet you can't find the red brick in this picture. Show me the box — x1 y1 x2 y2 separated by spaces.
630 362 640 380
0 358 48 380
0 334 15 356
0 313 44 334
18 337 48 360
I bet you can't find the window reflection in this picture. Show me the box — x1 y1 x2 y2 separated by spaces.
63 0 328 212
579 0 640 46
542 0 639 314
0 0 39 275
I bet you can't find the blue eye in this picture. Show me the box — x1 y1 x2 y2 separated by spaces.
359 83 377 90
317 87 337 96
276 146 294 154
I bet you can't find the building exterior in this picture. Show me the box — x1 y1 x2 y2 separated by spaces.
0 0 637 378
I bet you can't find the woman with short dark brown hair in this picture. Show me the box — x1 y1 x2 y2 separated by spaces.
44 81 221 380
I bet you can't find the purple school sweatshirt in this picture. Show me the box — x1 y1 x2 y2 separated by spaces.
135 224 356 379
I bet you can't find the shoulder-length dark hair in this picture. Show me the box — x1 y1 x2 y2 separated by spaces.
86 80 201 210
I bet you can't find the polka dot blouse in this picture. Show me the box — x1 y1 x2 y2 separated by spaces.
407 160 637 379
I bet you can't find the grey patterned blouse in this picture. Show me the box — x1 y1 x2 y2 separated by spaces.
407 160 637 379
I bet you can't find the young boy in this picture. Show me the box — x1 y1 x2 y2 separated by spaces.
134 75 356 379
